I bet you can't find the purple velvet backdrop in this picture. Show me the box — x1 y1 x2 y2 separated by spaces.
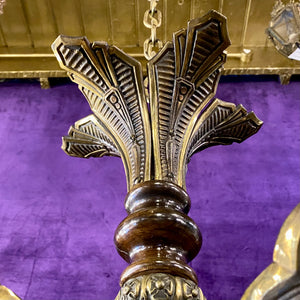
0 77 299 300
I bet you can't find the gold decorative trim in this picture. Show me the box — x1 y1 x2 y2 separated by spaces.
115 273 206 300
0 70 66 78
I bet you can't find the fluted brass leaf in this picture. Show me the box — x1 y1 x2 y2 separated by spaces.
187 99 263 159
62 114 120 158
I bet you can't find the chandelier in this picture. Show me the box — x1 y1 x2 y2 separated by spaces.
51 6 263 297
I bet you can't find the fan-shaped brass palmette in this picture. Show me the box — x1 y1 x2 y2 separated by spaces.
52 10 262 191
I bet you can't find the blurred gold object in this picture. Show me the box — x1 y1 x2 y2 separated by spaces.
242 203 300 300
0 0 5 14
0 284 21 300
226 48 253 63
266 0 300 60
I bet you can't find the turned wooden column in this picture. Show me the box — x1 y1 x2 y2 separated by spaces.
52 10 263 299
115 181 201 285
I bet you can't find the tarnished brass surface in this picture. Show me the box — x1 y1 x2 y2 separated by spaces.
0 0 300 81
242 203 300 300
0 284 21 300
52 11 262 191
52 35 152 190
62 115 120 159
115 273 206 300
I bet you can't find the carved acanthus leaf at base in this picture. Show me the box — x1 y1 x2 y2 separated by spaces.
115 273 206 300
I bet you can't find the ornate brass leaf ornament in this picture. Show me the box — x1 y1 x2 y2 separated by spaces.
52 10 262 191
52 10 263 299
52 36 152 189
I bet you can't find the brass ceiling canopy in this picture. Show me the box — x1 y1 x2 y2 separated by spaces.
52 10 263 298
0 0 300 86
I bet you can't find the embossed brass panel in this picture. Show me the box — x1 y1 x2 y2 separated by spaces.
115 273 206 300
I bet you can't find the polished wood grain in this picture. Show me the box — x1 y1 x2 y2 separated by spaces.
114 180 202 285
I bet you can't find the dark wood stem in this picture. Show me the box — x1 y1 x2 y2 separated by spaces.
114 181 202 285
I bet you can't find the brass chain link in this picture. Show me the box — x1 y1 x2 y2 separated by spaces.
143 0 163 60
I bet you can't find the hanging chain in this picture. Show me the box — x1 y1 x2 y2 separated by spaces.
143 0 163 60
